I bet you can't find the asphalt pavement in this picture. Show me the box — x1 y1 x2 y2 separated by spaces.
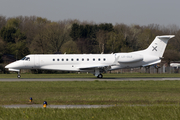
0 78 180 81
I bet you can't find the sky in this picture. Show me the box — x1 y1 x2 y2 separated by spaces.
0 0 180 27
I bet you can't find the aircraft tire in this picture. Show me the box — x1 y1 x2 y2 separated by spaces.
17 75 21 78
97 74 103 78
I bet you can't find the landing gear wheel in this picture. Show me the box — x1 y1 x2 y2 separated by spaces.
97 74 103 78
17 75 21 78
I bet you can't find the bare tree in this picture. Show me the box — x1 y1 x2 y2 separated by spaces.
106 32 123 53
30 17 52 53
0 38 5 54
0 15 6 30
31 32 48 54
61 40 80 54
43 22 71 53
96 30 107 53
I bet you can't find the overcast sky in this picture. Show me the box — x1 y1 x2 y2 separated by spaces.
0 0 180 27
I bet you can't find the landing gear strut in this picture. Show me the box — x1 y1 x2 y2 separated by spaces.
17 72 21 78
94 68 103 78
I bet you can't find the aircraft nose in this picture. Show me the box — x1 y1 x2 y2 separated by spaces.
5 64 11 68
5 61 21 69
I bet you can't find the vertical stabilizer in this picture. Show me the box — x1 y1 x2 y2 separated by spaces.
144 35 175 57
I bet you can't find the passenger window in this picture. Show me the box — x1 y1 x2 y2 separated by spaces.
66 59 68 61
93 58 95 61
82 58 84 61
53 59 55 61
103 58 106 61
57 59 59 61
87 58 89 61
71 59 73 61
77 59 79 61
98 58 100 61
62 59 64 61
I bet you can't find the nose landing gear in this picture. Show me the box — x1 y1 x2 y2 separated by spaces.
17 74 21 78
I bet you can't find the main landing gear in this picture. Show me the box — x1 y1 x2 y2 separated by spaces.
97 74 103 78
94 68 103 78
17 71 21 78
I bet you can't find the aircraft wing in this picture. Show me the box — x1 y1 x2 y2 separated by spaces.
78 65 111 70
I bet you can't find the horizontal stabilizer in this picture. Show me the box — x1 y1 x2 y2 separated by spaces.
157 35 175 39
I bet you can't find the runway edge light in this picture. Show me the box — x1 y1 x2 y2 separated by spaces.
43 101 47 108
29 97 33 103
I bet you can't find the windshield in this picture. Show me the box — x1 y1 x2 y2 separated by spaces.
25 57 30 61
21 57 30 61
21 57 26 60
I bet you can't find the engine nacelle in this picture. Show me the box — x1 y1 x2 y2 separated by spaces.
117 53 143 63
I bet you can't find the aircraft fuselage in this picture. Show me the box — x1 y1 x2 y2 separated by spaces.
5 35 175 78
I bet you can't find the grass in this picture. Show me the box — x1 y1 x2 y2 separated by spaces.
1 80 180 119
1 81 180 105
1 106 180 120
1 72 180 78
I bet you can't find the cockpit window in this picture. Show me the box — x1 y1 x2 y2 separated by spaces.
21 57 26 60
25 57 30 61
21 57 30 61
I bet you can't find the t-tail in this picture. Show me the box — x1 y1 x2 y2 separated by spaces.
144 35 175 58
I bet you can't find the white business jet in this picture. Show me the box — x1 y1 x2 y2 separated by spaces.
170 63 180 68
5 35 174 78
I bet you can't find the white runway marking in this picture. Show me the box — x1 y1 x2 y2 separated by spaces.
2 104 179 109
2 104 115 108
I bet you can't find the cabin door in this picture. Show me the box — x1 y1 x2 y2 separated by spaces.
34 55 40 68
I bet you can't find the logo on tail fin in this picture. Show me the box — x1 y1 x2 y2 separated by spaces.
152 46 157 51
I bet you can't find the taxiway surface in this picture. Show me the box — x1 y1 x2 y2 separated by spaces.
0 78 180 81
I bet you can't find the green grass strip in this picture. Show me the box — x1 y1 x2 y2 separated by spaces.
1 106 180 120
1 81 180 105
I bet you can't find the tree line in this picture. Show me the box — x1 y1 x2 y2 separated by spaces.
0 15 180 64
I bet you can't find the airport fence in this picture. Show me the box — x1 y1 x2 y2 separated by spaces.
110 66 177 74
